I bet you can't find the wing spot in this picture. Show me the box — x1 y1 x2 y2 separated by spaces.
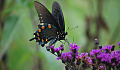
41 20 43 22
48 24 51 29
46 39 49 42
40 17 42 19
37 33 39 36
57 32 59 34
41 26 45 29
38 29 41 32
46 39 48 41
38 37 40 40
40 23 44 25
42 39 44 41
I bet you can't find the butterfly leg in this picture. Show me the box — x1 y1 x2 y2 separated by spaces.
59 40 64 44
65 39 70 45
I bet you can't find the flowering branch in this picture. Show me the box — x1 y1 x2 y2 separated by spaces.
45 40 120 70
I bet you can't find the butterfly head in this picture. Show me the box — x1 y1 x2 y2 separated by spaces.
65 32 68 35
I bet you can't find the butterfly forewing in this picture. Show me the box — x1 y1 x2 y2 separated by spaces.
52 1 65 31
34 1 61 30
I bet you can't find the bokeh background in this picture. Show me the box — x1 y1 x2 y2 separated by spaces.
0 0 120 70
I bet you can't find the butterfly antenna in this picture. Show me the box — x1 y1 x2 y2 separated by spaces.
66 26 78 32
66 27 69 32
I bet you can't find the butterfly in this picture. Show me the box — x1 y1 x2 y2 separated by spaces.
29 1 68 47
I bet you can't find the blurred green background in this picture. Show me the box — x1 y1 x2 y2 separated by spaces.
0 0 120 70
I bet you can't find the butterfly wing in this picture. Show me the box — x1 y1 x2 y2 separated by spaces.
34 1 61 31
52 1 65 31
30 1 60 47
30 23 58 47
30 1 66 47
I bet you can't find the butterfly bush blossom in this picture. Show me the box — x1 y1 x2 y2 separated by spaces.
46 39 120 70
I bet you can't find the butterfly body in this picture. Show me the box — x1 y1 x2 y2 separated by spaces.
30 1 67 47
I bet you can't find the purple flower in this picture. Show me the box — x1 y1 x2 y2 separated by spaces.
111 63 115 66
100 65 104 69
90 49 101 57
61 53 67 60
67 52 73 60
55 41 120 69
50 46 55 53
58 47 63 51
117 41 120 46
60 44 64 47
54 48 60 52
107 45 112 51
54 47 63 52
75 52 79 57
102 46 107 51
96 52 106 59
59 52 73 61
60 44 64 51
80 52 88 57
111 50 120 63
88 58 92 64
56 57 61 60
69 43 81 51
50 46 54 49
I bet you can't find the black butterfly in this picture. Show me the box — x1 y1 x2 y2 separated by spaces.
29 1 68 47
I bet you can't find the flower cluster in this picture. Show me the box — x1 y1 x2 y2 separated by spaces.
46 43 93 69
89 41 120 70
45 40 120 70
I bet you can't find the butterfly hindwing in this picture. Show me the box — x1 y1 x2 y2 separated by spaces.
32 23 57 47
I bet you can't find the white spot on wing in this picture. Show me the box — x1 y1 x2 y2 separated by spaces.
40 23 44 25
40 17 42 19
57 32 59 34
41 20 43 22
